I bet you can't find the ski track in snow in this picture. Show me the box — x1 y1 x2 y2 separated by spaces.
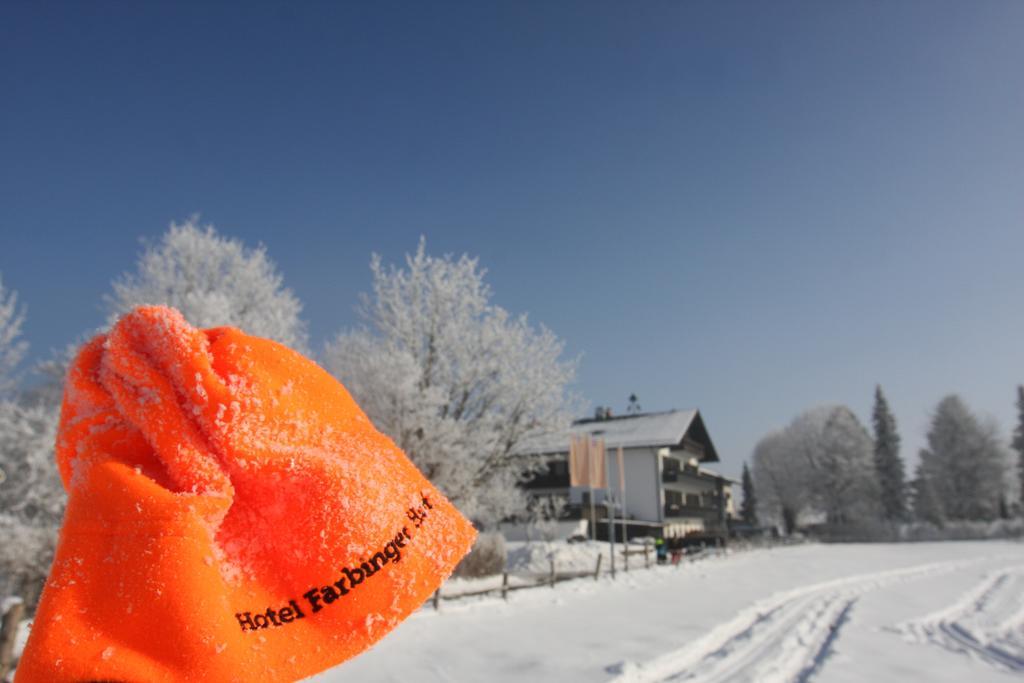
897 564 1024 673
608 558 980 683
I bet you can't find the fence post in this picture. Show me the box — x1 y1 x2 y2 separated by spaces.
433 589 441 611
549 558 556 588
502 572 509 601
624 544 629 573
0 599 25 681
594 553 603 580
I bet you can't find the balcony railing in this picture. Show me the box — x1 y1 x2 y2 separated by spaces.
664 502 718 517
662 462 702 483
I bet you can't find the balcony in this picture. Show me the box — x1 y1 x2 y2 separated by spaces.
662 461 702 483
664 489 723 521
664 502 718 518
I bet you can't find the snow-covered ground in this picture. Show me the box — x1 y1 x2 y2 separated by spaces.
310 540 1024 683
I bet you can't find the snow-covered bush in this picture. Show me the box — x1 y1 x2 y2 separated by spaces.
898 518 1023 542
453 532 507 578
527 495 567 543
805 517 1024 543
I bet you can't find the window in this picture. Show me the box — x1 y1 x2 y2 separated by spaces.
662 457 680 482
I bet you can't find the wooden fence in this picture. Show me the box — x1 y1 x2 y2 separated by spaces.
431 542 726 609
0 599 23 681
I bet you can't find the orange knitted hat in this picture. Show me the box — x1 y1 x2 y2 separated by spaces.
16 306 476 682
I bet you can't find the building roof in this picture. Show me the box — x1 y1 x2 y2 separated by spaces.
518 409 721 462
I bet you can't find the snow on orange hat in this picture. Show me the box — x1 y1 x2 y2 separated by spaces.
16 305 477 682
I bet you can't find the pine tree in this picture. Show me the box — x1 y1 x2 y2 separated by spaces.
872 385 907 521
740 462 758 525
1013 385 1024 516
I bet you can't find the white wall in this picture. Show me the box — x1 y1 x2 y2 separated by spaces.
567 446 661 523
622 447 660 522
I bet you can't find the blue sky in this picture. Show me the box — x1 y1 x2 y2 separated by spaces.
2 1 1023 482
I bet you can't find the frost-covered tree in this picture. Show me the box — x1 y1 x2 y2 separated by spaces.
0 274 27 398
107 218 307 350
912 462 945 527
786 405 879 526
0 300 67 603
872 385 907 521
751 430 807 534
740 462 757 525
0 399 64 527
22 341 81 408
1013 385 1024 514
324 239 577 527
918 395 1008 521
753 405 881 532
